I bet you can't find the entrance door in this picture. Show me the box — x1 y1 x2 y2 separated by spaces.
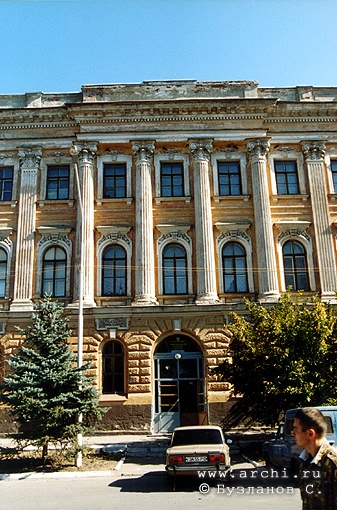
153 335 206 433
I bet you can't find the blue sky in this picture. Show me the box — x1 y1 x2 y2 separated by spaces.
1 0 337 94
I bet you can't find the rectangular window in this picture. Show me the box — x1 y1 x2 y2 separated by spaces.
103 163 127 198
218 161 242 196
161 162 184 197
46 165 69 200
331 161 337 192
0 167 13 201
274 161 299 194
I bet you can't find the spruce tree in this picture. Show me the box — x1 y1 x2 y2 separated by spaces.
1 297 103 461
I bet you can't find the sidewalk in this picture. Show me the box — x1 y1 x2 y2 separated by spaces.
0 433 255 480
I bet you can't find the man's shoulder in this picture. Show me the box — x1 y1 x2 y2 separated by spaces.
321 442 337 466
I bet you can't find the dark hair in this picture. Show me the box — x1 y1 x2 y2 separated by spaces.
294 407 327 438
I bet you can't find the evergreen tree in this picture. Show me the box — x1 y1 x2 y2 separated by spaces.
1 297 103 461
215 292 337 426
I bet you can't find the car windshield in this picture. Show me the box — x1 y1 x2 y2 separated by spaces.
171 429 223 446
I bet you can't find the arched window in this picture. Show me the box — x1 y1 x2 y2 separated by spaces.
222 241 248 292
0 248 7 298
283 240 309 290
162 243 187 294
102 341 124 394
42 246 67 297
102 245 127 296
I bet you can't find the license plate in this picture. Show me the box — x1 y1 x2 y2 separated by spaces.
185 456 208 463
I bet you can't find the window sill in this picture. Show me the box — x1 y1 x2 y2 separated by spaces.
155 196 191 205
39 199 74 207
213 195 250 203
96 297 132 307
0 200 17 208
272 194 309 203
99 394 127 404
96 197 133 206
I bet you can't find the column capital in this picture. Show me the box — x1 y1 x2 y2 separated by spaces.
246 139 270 159
302 141 326 161
132 141 155 164
70 143 98 165
18 147 42 168
189 140 213 161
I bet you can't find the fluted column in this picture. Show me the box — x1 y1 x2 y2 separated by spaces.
303 142 337 302
247 139 279 302
11 147 42 311
132 142 158 305
190 141 219 304
71 143 97 307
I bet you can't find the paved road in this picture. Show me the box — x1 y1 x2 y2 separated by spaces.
1 464 302 510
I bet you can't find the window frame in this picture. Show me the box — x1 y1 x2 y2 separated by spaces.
101 339 125 395
0 155 19 204
96 227 132 299
46 164 70 200
282 239 310 291
326 153 337 197
0 235 12 299
101 244 127 297
102 162 127 199
157 226 193 296
221 241 249 293
39 156 74 205
97 155 132 205
212 152 248 201
276 226 315 292
217 161 242 196
269 151 306 197
154 153 190 202
274 160 300 195
36 228 72 299
160 161 185 198
162 243 188 295
41 245 67 297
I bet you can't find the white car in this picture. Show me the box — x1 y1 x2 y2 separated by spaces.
165 425 231 482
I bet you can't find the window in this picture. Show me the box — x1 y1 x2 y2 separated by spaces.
0 167 13 201
222 242 248 292
102 245 127 296
331 161 337 192
160 162 184 197
162 243 188 294
103 163 126 198
102 341 124 394
274 161 299 194
46 165 69 200
0 249 7 297
218 162 241 196
42 246 67 297
283 240 309 291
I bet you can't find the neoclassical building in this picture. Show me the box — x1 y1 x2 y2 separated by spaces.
0 80 337 433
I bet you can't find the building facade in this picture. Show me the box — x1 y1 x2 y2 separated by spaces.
0 80 337 433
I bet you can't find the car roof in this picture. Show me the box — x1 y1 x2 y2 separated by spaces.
172 425 223 432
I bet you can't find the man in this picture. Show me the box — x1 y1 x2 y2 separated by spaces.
292 407 337 510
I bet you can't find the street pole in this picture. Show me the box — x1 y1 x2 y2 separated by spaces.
74 161 84 468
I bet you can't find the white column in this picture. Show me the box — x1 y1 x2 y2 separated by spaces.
303 142 337 302
11 147 42 311
190 141 219 304
132 142 158 305
247 139 279 302
71 143 97 307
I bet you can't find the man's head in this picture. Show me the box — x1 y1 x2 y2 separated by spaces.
292 407 327 450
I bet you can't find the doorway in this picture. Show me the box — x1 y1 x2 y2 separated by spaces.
153 335 207 433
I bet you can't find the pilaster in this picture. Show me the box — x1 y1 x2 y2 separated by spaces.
247 139 279 302
132 142 158 306
302 142 337 302
11 147 42 311
70 143 97 307
190 140 220 304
